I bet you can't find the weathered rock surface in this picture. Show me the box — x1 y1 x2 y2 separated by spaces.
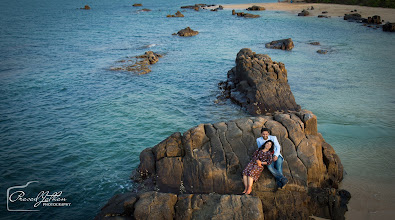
298 10 310 16
219 48 300 115
234 12 260 18
247 5 266 11
110 51 162 74
167 11 184 17
265 38 294 50
366 15 382 24
176 27 199 37
383 22 395 32
96 112 349 219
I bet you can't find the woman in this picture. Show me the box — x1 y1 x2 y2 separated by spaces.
242 140 274 194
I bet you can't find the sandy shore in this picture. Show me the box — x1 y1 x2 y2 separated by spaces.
222 2 395 22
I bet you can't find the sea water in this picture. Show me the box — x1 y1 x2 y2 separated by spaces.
0 0 394 219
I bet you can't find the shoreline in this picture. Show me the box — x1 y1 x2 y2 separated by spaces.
222 2 395 22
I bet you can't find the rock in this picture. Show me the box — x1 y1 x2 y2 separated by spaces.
235 12 260 18
80 5 90 10
265 38 294 50
383 22 395 32
246 5 266 11
318 15 329 18
116 113 348 219
298 10 309 16
219 48 300 115
309 42 320 45
134 192 178 220
94 192 137 220
133 3 142 7
317 50 328 54
322 11 328 14
110 51 162 74
176 27 199 37
167 11 184 17
366 15 382 24
344 13 362 21
141 8 151 12
232 9 236 15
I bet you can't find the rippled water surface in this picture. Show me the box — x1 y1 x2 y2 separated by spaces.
1 0 394 219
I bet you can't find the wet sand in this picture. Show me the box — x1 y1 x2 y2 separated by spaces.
222 2 395 22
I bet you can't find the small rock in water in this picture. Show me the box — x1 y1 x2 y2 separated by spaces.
176 27 199 37
133 3 142 7
317 50 328 54
265 38 294 50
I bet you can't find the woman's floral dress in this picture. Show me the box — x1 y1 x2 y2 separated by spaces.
242 149 273 182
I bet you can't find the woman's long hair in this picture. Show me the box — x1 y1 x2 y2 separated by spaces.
259 140 274 153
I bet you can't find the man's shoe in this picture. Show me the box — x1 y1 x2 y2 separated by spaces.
280 178 288 188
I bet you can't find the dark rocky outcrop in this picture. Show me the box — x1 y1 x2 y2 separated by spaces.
167 11 184 17
318 15 330 18
265 38 294 50
344 13 362 21
366 15 382 24
96 112 349 219
175 27 199 37
110 51 162 75
383 22 395 32
132 3 142 7
219 48 300 115
246 5 266 11
298 10 310 16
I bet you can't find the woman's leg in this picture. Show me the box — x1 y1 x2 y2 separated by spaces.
242 175 248 193
246 176 254 194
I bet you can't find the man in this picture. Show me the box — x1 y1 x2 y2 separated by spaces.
256 128 288 188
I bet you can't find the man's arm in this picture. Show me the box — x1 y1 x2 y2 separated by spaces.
256 137 263 148
272 136 281 158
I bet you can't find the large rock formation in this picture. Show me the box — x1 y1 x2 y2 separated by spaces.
219 48 300 115
96 112 349 219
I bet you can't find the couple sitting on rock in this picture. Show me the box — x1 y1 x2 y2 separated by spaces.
242 128 288 194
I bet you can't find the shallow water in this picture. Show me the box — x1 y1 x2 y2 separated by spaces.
1 0 394 219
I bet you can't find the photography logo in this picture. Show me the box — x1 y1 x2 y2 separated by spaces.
7 181 71 212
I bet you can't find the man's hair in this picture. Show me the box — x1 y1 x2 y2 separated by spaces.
261 127 270 134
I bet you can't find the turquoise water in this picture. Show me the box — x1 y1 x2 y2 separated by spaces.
1 0 394 219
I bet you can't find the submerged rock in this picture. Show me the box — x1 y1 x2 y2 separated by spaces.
176 27 199 37
317 49 328 54
265 38 294 50
167 11 184 17
80 5 90 10
110 51 162 75
309 42 320 45
219 48 300 115
246 5 265 11
235 12 260 18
